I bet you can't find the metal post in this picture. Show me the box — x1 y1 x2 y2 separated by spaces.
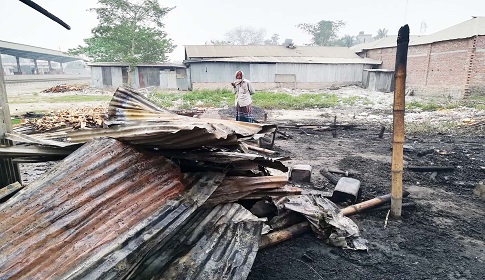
0 54 21 187
391 25 409 218
34 59 38 74
15 56 21 74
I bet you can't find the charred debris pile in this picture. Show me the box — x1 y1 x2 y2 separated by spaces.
0 88 401 279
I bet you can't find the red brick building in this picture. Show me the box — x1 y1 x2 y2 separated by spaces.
354 17 485 99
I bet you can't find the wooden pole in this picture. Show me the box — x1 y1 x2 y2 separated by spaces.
391 25 410 217
259 222 310 249
0 54 21 187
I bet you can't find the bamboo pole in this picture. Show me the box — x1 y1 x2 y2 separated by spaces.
341 190 410 216
391 25 410 217
0 54 21 187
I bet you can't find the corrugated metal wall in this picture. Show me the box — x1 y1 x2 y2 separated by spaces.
364 71 395 92
189 62 373 83
91 67 103 87
190 63 250 83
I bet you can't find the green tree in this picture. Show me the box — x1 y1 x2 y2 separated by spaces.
297 20 346 46
69 0 175 63
375 28 388 39
338 35 356 47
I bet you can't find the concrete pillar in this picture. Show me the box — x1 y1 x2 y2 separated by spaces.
48 60 53 72
15 56 21 74
34 59 38 74
60 62 64 74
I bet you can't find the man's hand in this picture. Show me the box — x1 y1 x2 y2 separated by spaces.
231 82 236 88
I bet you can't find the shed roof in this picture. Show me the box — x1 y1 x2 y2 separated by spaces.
186 45 362 59
88 62 185 68
352 16 485 52
0 40 82 63
185 45 380 65
411 16 485 46
186 56 381 65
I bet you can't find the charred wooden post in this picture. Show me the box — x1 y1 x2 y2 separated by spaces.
332 115 337 138
0 55 21 187
391 25 410 218
379 126 386 138
259 222 310 249
319 168 340 185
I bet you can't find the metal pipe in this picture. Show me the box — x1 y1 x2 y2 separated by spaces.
18 0 71 30
391 25 410 217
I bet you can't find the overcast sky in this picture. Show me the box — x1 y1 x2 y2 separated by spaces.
1 0 484 61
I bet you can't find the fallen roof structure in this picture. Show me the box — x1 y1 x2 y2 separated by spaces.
0 86 401 279
0 138 225 279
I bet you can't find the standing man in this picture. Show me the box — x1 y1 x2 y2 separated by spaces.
231 70 255 122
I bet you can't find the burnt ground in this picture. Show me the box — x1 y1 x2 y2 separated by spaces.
248 125 485 280
16 107 484 280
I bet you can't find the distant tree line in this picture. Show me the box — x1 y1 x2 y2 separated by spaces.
208 21 389 47
70 0 392 66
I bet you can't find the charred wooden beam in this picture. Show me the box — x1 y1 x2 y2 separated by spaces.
406 166 455 172
259 222 310 249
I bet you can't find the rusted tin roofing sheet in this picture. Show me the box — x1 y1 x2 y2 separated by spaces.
42 88 277 149
132 203 264 280
0 138 225 279
205 175 290 206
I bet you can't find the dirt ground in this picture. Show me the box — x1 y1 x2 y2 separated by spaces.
244 121 484 280
11 84 484 279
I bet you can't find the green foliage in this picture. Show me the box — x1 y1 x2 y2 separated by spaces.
11 118 21 125
337 35 356 47
297 20 346 46
68 0 175 63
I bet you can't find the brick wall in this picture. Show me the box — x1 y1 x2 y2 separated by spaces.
364 37 482 98
366 48 396 70
469 35 485 96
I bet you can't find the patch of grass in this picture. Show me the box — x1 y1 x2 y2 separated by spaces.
149 90 372 110
406 101 441 111
464 96 485 110
405 121 461 134
9 95 111 104
10 118 21 125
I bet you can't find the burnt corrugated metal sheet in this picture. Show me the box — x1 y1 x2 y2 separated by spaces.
158 150 288 172
132 203 264 280
56 88 276 149
205 175 289 206
0 138 225 279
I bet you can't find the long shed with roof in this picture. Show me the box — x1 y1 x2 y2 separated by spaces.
352 16 485 98
184 45 381 90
